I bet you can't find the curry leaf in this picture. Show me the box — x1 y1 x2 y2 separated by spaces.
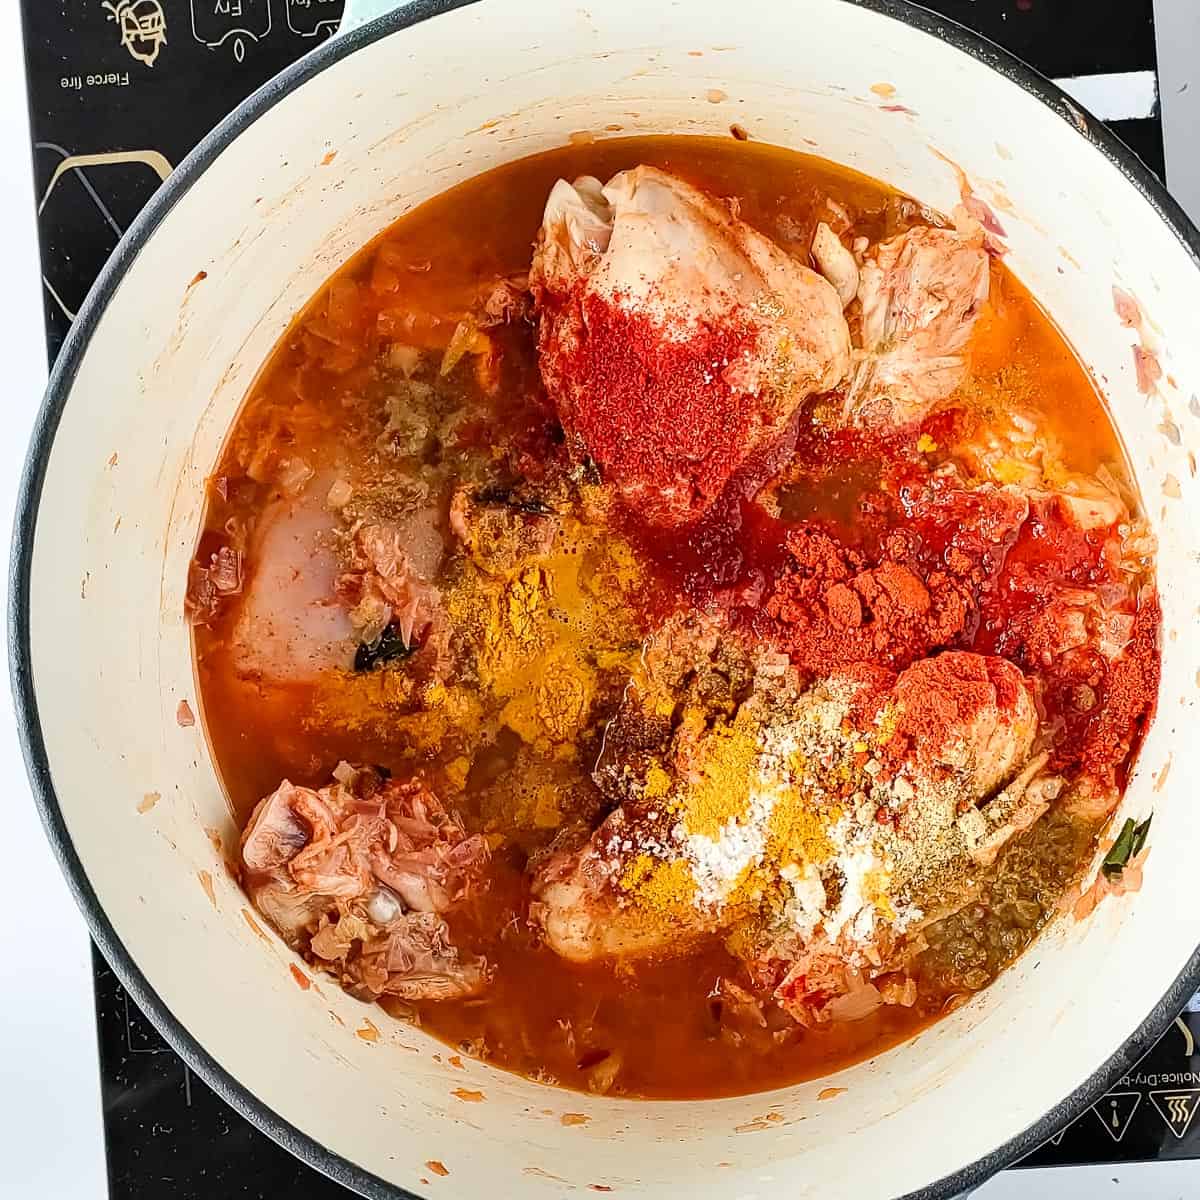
474 484 554 516
354 624 418 672
1132 815 1152 857
1102 814 1152 878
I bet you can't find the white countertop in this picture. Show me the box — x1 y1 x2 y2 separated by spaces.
0 4 107 1196
3 2 1200 1197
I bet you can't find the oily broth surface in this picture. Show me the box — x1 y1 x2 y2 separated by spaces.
195 136 1130 1098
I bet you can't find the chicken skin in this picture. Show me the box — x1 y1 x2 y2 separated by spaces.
241 767 489 1001
843 223 989 428
532 166 851 526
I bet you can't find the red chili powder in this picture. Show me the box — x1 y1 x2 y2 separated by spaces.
1077 593 1161 782
764 469 1038 672
545 289 764 524
768 458 1160 794
966 492 1159 782
886 652 1028 773
765 524 972 670
973 499 1116 666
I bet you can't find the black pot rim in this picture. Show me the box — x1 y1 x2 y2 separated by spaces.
10 2 1200 1198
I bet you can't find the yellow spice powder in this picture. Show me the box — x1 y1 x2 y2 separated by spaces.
445 562 551 701
304 671 492 755
621 854 697 918
477 762 573 836
767 794 834 868
679 718 759 840
874 702 900 747
450 522 643 718
990 458 1031 486
442 755 472 794
305 667 415 735
493 566 551 671
500 646 598 759
643 764 673 800
531 783 563 830
390 686 485 754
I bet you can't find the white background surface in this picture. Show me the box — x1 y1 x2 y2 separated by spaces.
0 3 108 1198
1 2 1198 1198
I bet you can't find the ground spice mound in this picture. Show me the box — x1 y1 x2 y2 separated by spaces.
621 854 698 919
1073 592 1161 784
884 652 1022 774
765 524 970 671
547 290 764 524
678 717 760 839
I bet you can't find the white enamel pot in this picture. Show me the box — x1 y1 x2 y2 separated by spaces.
12 1 1200 1197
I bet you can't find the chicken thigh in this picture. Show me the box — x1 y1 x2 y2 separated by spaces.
241 766 489 1000
843 223 989 429
530 650 1040 967
532 166 851 525
229 480 358 682
530 807 712 964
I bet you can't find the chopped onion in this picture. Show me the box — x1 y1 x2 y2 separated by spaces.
584 1051 622 1095
366 886 405 926
277 456 314 496
326 478 353 509
327 278 362 331
439 317 489 377
209 545 242 594
387 344 422 376
812 222 860 308
349 594 392 645
880 977 918 1008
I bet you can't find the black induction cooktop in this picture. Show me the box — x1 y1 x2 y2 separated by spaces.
19 2 1189 1195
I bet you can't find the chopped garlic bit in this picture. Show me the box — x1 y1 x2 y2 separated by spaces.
326 478 353 509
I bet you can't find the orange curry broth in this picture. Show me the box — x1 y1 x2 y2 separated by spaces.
194 136 1131 1099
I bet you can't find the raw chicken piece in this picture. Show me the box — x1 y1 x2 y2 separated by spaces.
229 474 447 681
531 810 710 964
1049 484 1126 533
960 753 1064 867
845 223 989 429
230 482 357 683
530 649 1040 969
987 483 1142 668
241 767 489 1001
532 166 851 525
887 652 1039 801
771 940 884 1028
531 617 757 963
732 655 1041 1026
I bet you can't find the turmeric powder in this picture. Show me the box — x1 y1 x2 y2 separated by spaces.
500 646 598 759
678 718 759 839
767 796 833 869
444 512 648 766
642 764 673 800
620 854 697 919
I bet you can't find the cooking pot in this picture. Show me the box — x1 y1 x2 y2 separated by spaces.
12 1 1200 1196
